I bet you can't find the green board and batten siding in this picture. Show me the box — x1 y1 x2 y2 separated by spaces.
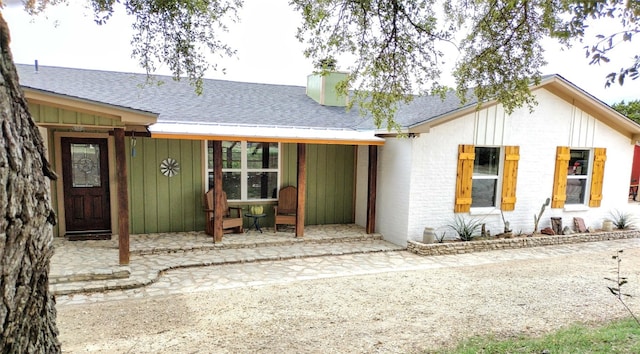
28 103 126 128
281 143 356 225
126 141 355 232
126 137 205 234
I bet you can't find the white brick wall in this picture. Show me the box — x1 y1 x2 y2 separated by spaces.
375 139 413 245
376 88 636 245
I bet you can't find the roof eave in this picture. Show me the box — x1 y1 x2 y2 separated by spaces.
22 87 158 126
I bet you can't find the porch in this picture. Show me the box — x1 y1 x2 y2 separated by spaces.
49 224 403 296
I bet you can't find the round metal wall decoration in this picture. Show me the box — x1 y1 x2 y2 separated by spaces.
160 158 180 177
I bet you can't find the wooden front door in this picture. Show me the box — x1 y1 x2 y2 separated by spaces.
61 137 111 235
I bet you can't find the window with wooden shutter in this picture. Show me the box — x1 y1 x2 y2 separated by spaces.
501 146 519 211
589 148 606 207
471 146 500 208
551 146 570 208
454 144 474 213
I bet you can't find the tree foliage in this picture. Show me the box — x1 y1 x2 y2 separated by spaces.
24 0 243 94
612 99 640 124
292 0 639 129
16 0 640 130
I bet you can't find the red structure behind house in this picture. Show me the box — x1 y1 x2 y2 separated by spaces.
630 145 640 201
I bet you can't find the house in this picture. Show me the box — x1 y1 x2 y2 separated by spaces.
367 76 640 245
16 64 640 253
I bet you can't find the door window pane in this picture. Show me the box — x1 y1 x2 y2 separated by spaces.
71 143 101 187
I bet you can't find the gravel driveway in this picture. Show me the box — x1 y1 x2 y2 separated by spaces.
56 241 640 353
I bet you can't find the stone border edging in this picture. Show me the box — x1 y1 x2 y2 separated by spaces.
51 239 402 296
407 230 640 256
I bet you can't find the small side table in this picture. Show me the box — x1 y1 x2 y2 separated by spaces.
245 213 267 233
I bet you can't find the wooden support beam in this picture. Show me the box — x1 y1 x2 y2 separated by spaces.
296 143 306 238
114 128 130 265
366 145 378 234
213 141 224 243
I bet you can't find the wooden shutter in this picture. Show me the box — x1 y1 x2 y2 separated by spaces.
454 144 475 213
589 147 606 207
501 146 519 211
551 146 570 208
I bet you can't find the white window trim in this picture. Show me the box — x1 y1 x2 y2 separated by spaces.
565 148 593 206
470 146 504 211
206 141 281 202
469 207 502 216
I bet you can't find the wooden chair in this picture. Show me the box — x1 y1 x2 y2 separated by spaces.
274 186 297 232
204 189 243 238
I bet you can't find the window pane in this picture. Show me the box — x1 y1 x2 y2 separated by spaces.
208 172 242 199
222 141 241 169
471 179 497 207
247 142 278 169
474 147 499 176
566 178 587 204
223 172 241 200
247 172 278 199
71 143 101 187
207 141 214 170
568 150 590 176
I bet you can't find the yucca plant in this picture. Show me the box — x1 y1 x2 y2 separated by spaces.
448 215 482 241
609 209 635 230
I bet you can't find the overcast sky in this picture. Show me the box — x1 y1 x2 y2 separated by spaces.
4 0 638 105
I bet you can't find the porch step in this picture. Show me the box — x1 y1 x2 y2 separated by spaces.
50 268 130 284
50 239 405 296
65 231 112 241
132 232 386 256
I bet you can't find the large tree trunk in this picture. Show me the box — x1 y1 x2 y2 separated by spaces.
0 13 61 353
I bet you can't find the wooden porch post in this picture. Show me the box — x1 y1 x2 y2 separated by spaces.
366 145 378 234
296 143 306 237
213 140 224 243
114 128 130 265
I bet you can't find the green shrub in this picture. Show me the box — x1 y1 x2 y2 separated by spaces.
448 215 482 241
609 209 635 229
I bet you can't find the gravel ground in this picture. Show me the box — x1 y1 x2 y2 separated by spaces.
56 247 640 353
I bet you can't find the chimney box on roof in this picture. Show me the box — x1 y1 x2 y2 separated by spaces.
306 71 349 107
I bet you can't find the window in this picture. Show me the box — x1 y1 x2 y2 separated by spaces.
207 141 279 201
454 144 519 213
471 147 500 208
566 149 590 204
551 146 606 208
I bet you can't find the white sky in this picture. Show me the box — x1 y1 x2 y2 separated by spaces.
3 0 639 105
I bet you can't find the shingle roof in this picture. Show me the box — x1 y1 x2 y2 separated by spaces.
16 63 477 131
16 64 377 130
